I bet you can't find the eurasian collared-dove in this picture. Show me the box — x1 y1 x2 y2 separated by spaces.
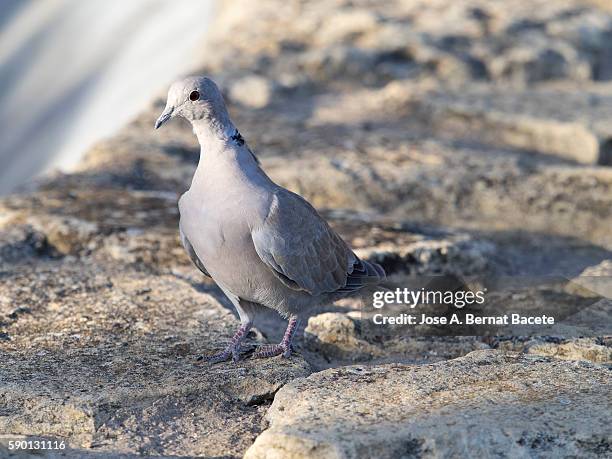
155 76 385 362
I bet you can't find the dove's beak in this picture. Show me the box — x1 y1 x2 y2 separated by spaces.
154 106 174 129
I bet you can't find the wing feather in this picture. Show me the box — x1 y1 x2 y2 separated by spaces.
251 190 384 296
180 227 211 278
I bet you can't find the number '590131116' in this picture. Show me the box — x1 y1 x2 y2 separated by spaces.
8 440 66 450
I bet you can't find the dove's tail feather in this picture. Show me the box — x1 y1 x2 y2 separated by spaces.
337 258 386 294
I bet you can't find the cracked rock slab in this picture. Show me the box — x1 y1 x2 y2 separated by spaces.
245 350 611 459
0 259 310 458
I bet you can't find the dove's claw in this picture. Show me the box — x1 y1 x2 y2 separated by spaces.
252 316 299 360
253 343 292 359
203 348 233 363
199 322 252 364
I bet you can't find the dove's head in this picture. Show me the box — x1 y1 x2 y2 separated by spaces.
155 76 230 130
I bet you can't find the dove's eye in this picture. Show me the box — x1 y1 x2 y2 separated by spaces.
189 90 200 101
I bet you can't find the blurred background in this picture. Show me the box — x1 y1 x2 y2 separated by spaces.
0 0 213 194
0 0 611 252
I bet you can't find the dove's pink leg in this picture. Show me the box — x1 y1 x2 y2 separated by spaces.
203 321 253 363
253 316 299 359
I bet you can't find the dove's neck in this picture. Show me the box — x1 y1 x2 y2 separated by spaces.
190 118 266 189
192 117 237 154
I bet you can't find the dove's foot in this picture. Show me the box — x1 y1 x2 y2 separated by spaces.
198 322 252 364
253 316 299 359
253 343 291 358
202 348 234 364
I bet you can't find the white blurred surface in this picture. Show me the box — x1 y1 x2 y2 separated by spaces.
0 0 214 193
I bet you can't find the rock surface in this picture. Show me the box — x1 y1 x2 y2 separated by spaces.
526 337 612 363
420 84 612 164
245 350 611 459
0 239 310 457
303 312 492 368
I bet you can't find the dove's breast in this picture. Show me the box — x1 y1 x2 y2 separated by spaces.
177 184 281 302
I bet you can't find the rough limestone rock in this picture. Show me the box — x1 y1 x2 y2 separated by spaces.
567 259 612 299
245 350 611 459
304 312 491 367
0 251 310 457
421 85 612 164
526 337 612 364
304 313 382 361
324 214 494 279
206 0 612 87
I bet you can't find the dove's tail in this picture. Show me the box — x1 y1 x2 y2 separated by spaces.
362 259 386 280
338 258 386 294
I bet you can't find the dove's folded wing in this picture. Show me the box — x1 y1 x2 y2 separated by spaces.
252 190 381 296
180 226 211 278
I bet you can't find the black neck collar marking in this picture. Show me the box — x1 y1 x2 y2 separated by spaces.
231 129 245 146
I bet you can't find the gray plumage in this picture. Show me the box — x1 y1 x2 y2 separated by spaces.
155 76 385 361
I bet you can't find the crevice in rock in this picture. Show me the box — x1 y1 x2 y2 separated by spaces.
599 137 612 165
244 391 277 407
